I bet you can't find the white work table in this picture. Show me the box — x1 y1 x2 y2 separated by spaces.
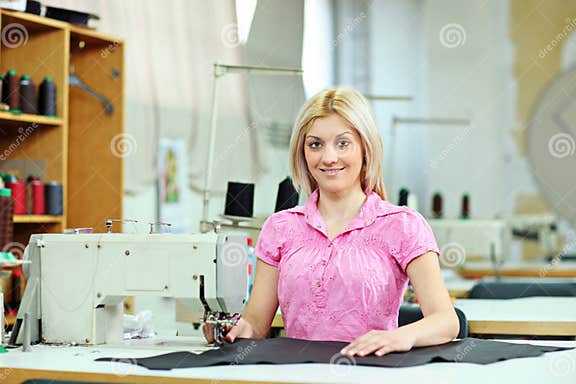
273 297 576 337
0 336 574 384
454 297 576 336
457 261 576 278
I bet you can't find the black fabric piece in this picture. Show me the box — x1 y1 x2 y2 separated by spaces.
96 337 572 370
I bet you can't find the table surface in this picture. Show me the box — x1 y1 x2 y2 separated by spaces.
453 297 576 322
273 297 576 336
458 260 576 278
0 337 574 384
454 297 576 336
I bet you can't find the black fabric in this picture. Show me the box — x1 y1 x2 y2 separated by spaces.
95 337 571 370
398 306 469 338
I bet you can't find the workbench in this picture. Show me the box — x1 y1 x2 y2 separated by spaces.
0 337 574 384
454 297 576 336
457 261 576 279
272 297 576 337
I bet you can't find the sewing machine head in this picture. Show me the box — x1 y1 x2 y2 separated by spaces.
10 230 248 347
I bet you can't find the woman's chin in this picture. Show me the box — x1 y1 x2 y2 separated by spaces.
318 183 350 194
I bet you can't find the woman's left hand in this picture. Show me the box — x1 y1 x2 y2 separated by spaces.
340 329 415 357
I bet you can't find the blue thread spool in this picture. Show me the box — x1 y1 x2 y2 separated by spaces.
45 182 63 215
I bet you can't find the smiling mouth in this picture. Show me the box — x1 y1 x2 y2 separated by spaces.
320 167 345 175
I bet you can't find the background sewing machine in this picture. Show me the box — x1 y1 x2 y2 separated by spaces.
430 214 560 267
10 229 247 346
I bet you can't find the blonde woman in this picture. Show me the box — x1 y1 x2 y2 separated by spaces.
204 87 459 357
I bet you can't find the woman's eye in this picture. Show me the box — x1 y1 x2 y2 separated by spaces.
338 141 350 148
308 142 321 149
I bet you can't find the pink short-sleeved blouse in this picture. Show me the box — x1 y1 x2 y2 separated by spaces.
255 188 439 342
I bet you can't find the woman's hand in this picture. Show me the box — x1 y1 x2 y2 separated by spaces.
202 322 229 344
340 328 415 357
202 318 255 344
224 318 254 342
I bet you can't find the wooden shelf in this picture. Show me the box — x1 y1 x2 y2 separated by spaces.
70 25 123 45
1 9 68 31
14 215 63 224
0 111 62 126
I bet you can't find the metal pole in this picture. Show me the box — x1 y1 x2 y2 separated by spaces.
200 63 303 231
392 117 471 126
365 95 413 102
201 64 222 231
214 64 303 75
388 115 470 201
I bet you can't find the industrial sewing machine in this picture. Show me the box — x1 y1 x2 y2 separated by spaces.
9 227 247 347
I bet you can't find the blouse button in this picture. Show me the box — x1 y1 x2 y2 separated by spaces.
316 281 322 287
321 260 327 266
328 243 332 247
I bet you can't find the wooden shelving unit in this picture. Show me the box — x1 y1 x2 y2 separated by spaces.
0 9 124 240
0 10 124 314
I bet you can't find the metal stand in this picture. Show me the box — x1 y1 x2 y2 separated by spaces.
201 63 303 232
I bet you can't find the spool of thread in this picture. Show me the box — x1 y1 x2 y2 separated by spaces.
19 74 37 114
0 75 7 112
39 77 57 117
45 182 63 215
275 176 299 212
9 268 22 315
6 180 26 215
0 292 3 344
28 177 45 214
407 193 418 211
398 187 409 206
461 193 470 219
0 188 14 250
3 69 20 112
224 181 254 217
0 75 4 106
432 192 443 218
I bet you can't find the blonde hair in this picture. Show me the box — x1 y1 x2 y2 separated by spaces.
289 87 387 200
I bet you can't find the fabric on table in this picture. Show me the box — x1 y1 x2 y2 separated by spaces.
95 337 572 370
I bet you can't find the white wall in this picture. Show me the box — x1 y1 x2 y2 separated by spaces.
368 0 429 209
425 0 513 219
333 0 516 219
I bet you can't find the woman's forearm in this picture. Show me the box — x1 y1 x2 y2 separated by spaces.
241 311 270 339
398 310 460 347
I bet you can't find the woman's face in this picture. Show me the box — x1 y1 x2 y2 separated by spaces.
304 114 364 194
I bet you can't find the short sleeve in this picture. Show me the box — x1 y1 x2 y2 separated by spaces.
388 209 439 272
255 214 284 267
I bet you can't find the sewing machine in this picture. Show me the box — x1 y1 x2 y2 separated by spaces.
9 230 247 346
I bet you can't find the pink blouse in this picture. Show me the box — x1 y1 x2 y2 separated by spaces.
255 188 439 342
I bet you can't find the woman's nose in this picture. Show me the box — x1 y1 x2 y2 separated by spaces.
321 145 338 164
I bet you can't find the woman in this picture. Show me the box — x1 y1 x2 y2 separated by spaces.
204 87 459 357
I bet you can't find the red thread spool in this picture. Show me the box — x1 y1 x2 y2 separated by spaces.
30 178 45 214
6 180 26 214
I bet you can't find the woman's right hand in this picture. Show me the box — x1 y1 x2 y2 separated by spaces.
202 259 280 345
202 317 254 344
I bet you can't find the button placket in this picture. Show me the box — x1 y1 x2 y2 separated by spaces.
316 240 333 300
